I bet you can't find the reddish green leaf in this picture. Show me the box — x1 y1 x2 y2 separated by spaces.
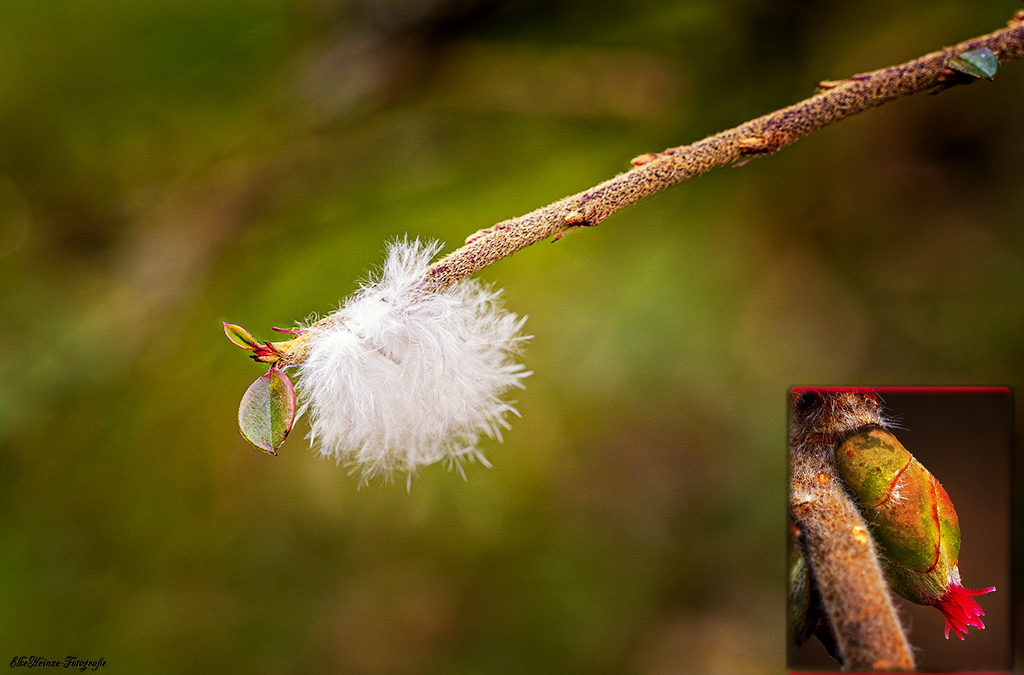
223 322 258 350
238 369 296 455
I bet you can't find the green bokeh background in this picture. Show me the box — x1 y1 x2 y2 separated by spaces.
1 1 1022 672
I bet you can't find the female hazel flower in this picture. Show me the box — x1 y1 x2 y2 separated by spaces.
835 428 995 639
297 239 530 484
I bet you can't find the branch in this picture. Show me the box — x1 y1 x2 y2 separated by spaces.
789 391 914 670
273 11 1024 366
420 12 1024 291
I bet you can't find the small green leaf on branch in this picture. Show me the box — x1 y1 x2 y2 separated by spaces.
946 47 999 80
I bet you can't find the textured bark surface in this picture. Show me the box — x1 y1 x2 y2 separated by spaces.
789 391 914 671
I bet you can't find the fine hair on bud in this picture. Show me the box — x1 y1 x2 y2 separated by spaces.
298 238 531 484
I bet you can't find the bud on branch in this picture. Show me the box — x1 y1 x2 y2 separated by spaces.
836 428 995 640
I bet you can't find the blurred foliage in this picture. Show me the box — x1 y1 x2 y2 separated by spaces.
1 0 1022 672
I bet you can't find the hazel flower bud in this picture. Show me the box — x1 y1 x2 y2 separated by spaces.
835 428 994 639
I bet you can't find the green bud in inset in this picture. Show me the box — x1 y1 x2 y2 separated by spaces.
836 428 956 595
835 428 994 639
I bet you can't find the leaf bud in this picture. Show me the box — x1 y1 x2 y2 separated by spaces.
223 322 258 350
835 428 994 639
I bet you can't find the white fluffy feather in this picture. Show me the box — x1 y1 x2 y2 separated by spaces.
298 239 530 483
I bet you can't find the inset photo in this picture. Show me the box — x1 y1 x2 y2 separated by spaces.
787 387 1011 672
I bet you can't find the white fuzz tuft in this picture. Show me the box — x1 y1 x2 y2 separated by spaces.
298 238 530 484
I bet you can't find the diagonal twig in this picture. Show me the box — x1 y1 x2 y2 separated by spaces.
272 11 1024 367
